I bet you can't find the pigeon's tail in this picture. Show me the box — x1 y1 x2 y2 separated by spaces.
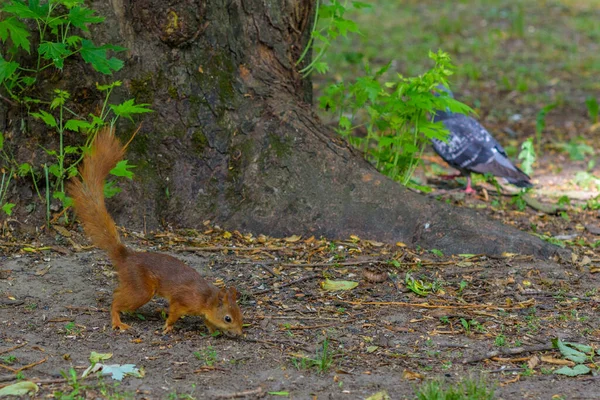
505 168 533 188
471 156 533 188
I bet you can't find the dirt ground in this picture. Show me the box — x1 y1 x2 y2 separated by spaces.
1 220 599 399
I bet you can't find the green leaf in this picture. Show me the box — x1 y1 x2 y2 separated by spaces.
0 57 19 85
68 6 104 30
89 351 113 363
80 39 125 74
96 80 122 91
103 180 122 198
48 164 61 177
320 279 358 291
554 364 591 377
365 391 390 400
0 132 3 150
53 191 73 208
0 381 39 396
110 160 135 180
1 1 42 19
64 145 79 154
0 17 31 53
2 202 15 216
30 110 57 127
109 99 153 121
313 61 329 74
65 35 83 47
64 119 91 132
17 162 32 176
38 42 70 69
565 342 593 354
555 338 587 364
268 392 290 397
518 137 536 175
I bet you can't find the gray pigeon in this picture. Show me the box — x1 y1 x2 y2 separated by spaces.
431 86 532 193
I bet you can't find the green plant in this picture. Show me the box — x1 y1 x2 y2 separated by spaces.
64 321 81 335
559 137 595 161
297 0 368 76
0 355 17 364
53 367 83 400
494 334 506 347
414 377 495 400
291 338 334 373
585 96 599 124
320 50 472 187
1 2 150 223
518 137 536 175
534 102 557 154
0 168 15 215
194 346 218 367
0 0 124 102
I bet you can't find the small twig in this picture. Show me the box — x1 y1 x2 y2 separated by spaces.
0 342 27 355
253 273 320 295
0 364 16 373
193 365 229 373
65 306 108 313
463 344 554 364
16 357 48 372
213 386 263 399
0 93 17 107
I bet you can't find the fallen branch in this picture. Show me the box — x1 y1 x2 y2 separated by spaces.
463 343 554 364
0 343 27 355
213 386 263 399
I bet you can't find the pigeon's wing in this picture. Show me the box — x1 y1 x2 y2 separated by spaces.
433 115 532 187
432 114 496 171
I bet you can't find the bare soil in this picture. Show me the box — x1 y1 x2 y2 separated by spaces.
1 226 599 399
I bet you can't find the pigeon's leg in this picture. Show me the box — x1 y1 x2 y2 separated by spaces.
464 176 477 194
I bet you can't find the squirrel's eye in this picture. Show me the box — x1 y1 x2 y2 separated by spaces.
224 315 232 323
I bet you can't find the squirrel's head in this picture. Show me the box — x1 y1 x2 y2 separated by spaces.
205 286 243 336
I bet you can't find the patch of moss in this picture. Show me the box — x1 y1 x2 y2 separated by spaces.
130 72 155 104
191 129 208 154
268 132 292 158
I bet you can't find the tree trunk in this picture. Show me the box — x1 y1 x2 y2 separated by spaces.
1 0 563 258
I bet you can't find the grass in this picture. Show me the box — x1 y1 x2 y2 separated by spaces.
291 338 334 373
414 377 495 400
318 0 600 113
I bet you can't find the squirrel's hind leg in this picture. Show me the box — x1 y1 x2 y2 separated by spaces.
111 283 154 330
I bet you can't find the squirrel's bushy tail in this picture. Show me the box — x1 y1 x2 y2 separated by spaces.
68 128 128 263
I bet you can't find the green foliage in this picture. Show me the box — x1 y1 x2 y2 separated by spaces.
0 0 124 100
297 0 369 76
558 137 595 161
321 50 472 186
535 102 557 154
0 164 16 215
585 96 599 124
193 346 218 367
414 377 495 400
517 137 536 175
0 2 150 223
291 338 334 373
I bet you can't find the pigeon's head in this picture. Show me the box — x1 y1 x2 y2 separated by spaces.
432 84 454 98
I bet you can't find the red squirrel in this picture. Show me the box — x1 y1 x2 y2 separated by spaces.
68 128 243 336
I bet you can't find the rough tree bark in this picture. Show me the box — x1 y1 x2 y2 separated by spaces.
1 0 563 258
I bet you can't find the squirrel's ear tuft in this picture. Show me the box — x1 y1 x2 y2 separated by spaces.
218 287 227 305
228 286 239 301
